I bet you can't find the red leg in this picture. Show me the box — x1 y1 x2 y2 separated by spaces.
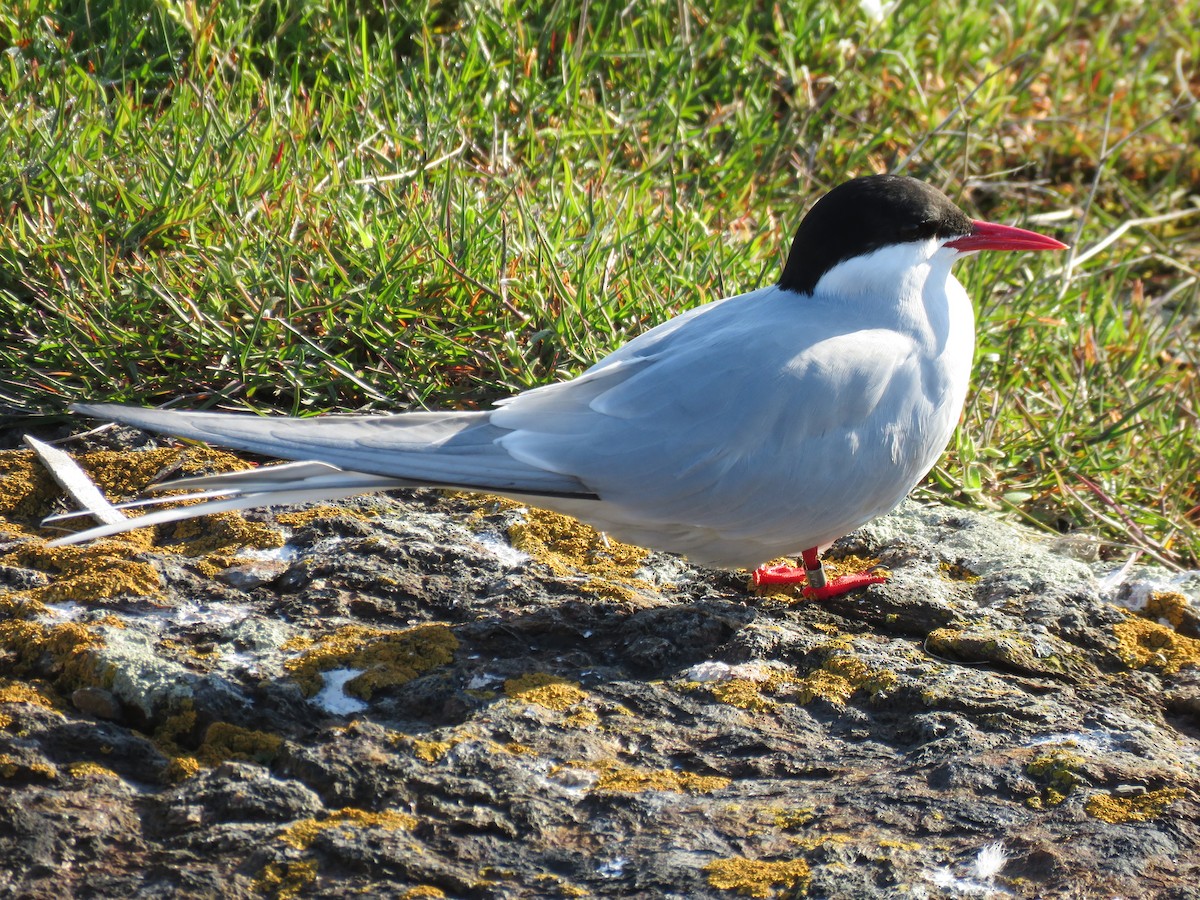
751 547 888 600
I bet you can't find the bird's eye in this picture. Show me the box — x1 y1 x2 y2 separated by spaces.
898 221 933 241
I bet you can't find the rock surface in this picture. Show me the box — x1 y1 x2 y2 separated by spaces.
0 434 1198 899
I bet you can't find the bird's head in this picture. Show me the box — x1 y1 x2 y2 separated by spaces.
779 175 1067 297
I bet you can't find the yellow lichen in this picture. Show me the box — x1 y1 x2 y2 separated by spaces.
274 505 378 527
0 678 58 709
926 626 1090 678
280 635 315 653
194 722 283 767
1113 614 1200 675
279 807 418 850
159 512 283 556
187 557 224 578
478 865 517 882
824 555 885 581
0 753 58 780
698 650 896 712
501 502 651 600
87 447 251 498
285 624 458 699
401 888 448 900
1140 591 1194 631
0 619 107 691
789 833 853 852
1026 746 1086 807
0 446 254 550
251 860 319 899
165 635 217 659
796 652 892 710
877 839 922 851
560 759 730 795
564 707 601 727
3 542 163 605
165 756 202 782
705 858 811 898
773 808 816 830
1085 787 1187 823
939 561 980 582
504 672 589 712
711 679 779 712
152 703 205 781
67 761 119 779
153 704 198 751
0 449 60 522
404 737 458 763
532 874 588 897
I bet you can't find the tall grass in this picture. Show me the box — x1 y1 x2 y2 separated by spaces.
0 0 1196 564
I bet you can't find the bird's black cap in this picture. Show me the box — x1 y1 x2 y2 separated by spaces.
778 175 974 296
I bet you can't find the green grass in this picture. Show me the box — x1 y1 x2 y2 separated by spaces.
0 0 1197 566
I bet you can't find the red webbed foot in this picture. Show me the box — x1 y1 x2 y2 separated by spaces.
751 564 809 586
750 547 888 600
800 570 888 601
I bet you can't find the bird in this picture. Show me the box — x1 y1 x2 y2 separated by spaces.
48 175 1067 599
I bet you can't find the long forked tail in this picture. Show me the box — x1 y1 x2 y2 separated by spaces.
45 462 412 546
44 403 598 546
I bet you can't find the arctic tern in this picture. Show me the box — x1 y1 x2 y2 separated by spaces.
52 175 1067 598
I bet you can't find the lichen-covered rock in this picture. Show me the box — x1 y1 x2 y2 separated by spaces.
0 437 1198 898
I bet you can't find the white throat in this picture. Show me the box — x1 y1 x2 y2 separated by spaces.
811 238 951 300
809 238 970 354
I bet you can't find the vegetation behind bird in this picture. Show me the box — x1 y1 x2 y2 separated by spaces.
0 0 1196 565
